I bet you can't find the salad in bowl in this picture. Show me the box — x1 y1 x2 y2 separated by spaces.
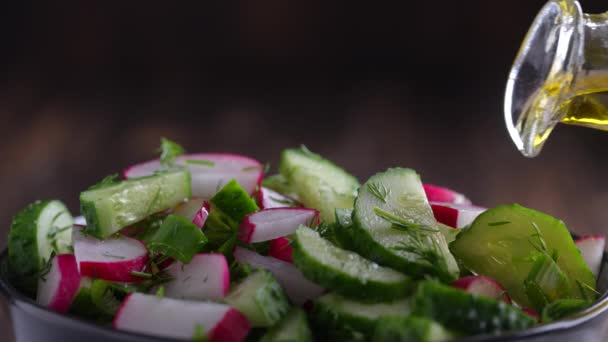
2 138 606 342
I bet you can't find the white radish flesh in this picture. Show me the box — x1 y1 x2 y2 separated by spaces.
257 187 299 209
163 254 230 301
239 208 319 243
233 247 324 305
73 226 148 283
452 275 511 304
173 198 210 228
575 235 606 276
423 184 471 205
430 202 486 228
123 153 264 198
37 254 81 313
113 293 250 342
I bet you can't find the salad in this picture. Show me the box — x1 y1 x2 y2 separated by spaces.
5 138 605 342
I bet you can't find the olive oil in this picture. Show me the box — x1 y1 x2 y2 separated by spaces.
560 92 608 130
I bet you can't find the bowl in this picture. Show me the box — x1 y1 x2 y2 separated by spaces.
1 247 608 342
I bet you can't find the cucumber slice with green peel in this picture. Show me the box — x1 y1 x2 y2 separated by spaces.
69 278 123 321
541 299 592 323
449 204 596 308
260 308 313 342
262 174 297 198
312 292 410 337
351 168 459 282
436 222 460 244
372 316 452 342
203 179 260 250
80 170 191 238
293 226 413 302
412 281 536 335
225 269 290 327
279 147 359 223
146 214 208 264
8 200 73 296
523 252 572 313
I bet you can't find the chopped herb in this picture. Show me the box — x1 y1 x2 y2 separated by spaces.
367 182 390 203
38 252 56 281
185 159 215 167
488 221 511 226
268 196 296 206
373 207 438 233
528 221 548 253
576 279 601 300
101 252 126 260
159 137 185 167
299 144 314 156
130 271 153 279
192 323 206 341
88 174 120 190
242 165 262 172
155 286 165 298
264 162 271 174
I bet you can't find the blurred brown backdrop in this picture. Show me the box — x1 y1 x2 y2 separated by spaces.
2 0 608 244
1 1 608 336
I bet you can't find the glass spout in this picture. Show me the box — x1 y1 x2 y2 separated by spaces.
505 0 608 157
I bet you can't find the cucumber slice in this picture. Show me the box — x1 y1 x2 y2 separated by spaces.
80 170 191 238
449 204 596 307
225 269 290 327
412 281 536 335
312 292 410 337
372 316 452 342
260 308 313 342
279 147 359 223
351 168 459 282
8 200 73 296
203 179 259 250
293 226 412 302
541 299 592 323
146 214 208 264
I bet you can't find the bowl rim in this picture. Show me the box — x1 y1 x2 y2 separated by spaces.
1 247 608 341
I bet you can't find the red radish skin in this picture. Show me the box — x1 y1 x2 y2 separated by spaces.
208 308 251 342
257 187 299 209
269 237 293 263
173 198 210 228
163 254 230 301
521 307 540 322
233 247 324 305
430 202 486 228
423 184 471 205
123 153 264 198
239 208 319 243
452 276 512 304
73 226 148 283
575 235 606 276
37 254 81 313
113 293 250 342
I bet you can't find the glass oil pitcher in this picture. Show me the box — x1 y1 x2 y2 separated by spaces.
504 0 608 157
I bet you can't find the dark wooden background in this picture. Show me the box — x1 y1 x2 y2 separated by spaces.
1 0 607 340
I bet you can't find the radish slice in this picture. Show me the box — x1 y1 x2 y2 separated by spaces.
173 198 210 228
452 276 511 304
233 247 324 305
239 208 319 243
123 154 264 198
74 216 87 226
73 226 148 283
575 235 606 276
257 187 299 209
430 202 486 228
521 307 540 322
114 293 250 342
36 254 81 313
269 237 293 263
163 254 230 301
423 184 471 205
